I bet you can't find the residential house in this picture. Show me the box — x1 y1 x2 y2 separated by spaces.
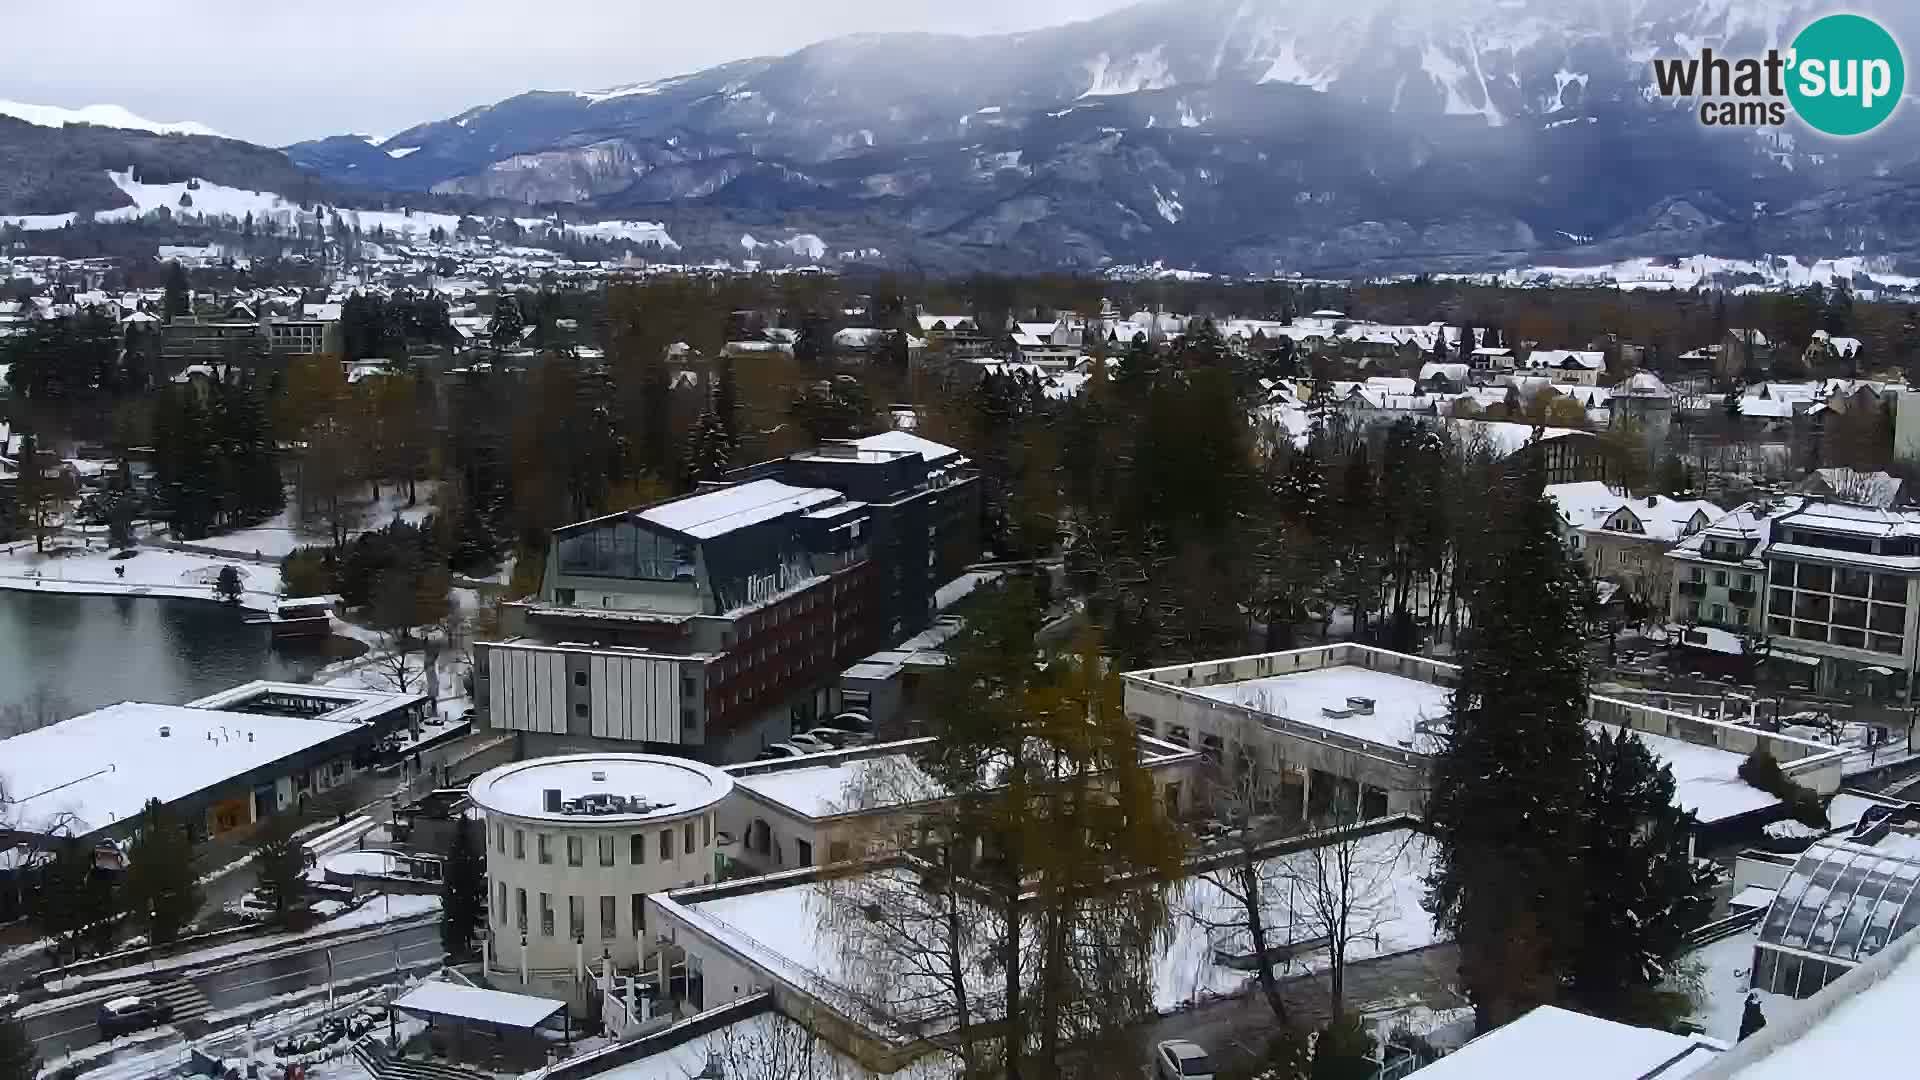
1805 329 1864 370
1547 482 1717 614
1417 362 1470 394
914 314 990 358
1523 349 1607 386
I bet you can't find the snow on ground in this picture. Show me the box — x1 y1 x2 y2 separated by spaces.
0 100 222 137
0 540 281 610
596 1010 957 1080
558 220 680 250
1160 829 1441 1011
1682 927 1799 1044
185 509 320 559
61 894 442 982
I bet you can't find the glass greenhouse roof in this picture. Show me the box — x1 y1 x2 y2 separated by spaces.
1758 838 1920 963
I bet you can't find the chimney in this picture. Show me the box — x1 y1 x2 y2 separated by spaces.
159 726 170 738
1647 495 1660 508
544 789 563 813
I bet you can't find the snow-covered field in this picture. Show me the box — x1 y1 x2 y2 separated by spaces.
1443 254 1920 294
0 541 281 610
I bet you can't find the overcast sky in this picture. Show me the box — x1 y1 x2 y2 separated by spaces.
0 0 1138 146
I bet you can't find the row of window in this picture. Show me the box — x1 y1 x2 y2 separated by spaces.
1685 566 1757 592
498 884 696 939
493 816 715 866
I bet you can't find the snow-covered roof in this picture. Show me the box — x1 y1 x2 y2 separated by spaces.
1809 468 1903 508
1447 419 1590 457
467 754 733 823
1526 349 1606 371
847 430 963 466
1419 362 1469 383
1546 483 1717 543
1410 1005 1722 1080
1619 371 1672 398
393 981 566 1028
0 701 372 836
638 479 842 540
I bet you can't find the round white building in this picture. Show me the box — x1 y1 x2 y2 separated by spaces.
468 753 733 990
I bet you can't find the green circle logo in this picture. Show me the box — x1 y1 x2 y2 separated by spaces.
1787 14 1904 136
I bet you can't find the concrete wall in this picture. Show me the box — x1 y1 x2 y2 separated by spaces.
1587 695 1846 794
480 807 723 974
1123 644 1438 814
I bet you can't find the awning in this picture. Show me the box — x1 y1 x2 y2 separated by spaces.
1765 650 1823 668
393 982 566 1029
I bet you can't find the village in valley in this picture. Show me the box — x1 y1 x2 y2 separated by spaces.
9 1 1920 1075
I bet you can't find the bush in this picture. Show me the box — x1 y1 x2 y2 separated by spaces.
1739 749 1828 829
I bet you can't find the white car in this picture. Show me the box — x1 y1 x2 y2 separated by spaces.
785 733 835 753
1155 1040 1214 1080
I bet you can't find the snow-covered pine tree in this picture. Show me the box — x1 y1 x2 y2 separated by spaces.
1424 455 1594 1032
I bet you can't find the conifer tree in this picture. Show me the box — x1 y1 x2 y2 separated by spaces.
1567 729 1721 1024
124 798 203 947
440 819 486 957
251 813 306 923
1425 458 1593 1032
0 1004 36 1080
163 261 190 321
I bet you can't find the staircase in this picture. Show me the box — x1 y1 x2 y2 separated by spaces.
353 1044 493 1080
150 978 211 1032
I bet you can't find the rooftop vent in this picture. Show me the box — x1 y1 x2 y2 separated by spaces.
591 771 607 782
1345 696 1376 716
1321 706 1354 720
159 726 171 738
543 789 563 813
558 793 679 817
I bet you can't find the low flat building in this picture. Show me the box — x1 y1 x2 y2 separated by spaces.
1121 643 1845 831
717 734 1201 875
1408 1005 1722 1079
0 681 426 845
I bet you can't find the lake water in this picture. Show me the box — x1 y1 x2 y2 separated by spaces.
0 590 346 719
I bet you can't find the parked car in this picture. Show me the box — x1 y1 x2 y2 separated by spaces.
1154 1040 1214 1080
823 712 873 733
803 727 864 749
98 995 172 1036
755 743 806 761
785 733 835 753
224 890 276 922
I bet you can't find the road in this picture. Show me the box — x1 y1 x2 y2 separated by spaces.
21 922 442 1062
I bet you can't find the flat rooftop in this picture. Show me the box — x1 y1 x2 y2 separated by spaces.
0 701 370 835
724 736 1196 822
1137 649 1788 825
468 754 733 824
1186 665 1451 752
184 680 425 726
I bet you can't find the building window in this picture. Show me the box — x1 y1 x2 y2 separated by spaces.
684 822 696 856
632 894 645 938
568 895 584 939
600 895 617 938
496 824 506 853
659 829 672 861
539 893 554 936
1739 574 1754 591
1689 567 1704 583
567 836 583 867
1713 570 1728 587
796 839 813 866
598 836 615 867
1711 604 1726 624
630 833 645 864
516 888 527 932
703 815 712 847
514 830 525 860
574 671 587 687
687 954 705 1011
497 881 507 923
574 702 588 718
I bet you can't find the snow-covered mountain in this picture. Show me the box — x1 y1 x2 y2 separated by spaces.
0 100 223 138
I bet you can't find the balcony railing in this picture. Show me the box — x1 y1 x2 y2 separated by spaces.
1729 589 1758 608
